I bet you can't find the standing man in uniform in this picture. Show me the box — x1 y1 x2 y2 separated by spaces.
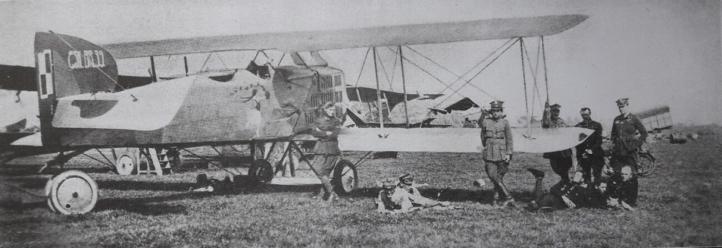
610 98 647 173
479 100 515 207
575 107 604 184
310 102 342 202
542 102 573 187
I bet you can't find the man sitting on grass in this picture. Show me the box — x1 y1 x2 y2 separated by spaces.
607 165 638 211
376 175 451 214
526 169 592 211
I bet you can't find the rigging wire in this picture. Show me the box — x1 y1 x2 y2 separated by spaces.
353 48 371 88
429 38 520 108
375 49 395 91
385 47 498 102
405 38 515 97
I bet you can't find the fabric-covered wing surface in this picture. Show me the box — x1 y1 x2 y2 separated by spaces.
104 15 588 58
338 127 593 153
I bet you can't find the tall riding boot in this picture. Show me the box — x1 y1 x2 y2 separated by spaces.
497 179 515 207
319 176 338 202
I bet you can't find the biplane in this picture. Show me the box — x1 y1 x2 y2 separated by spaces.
0 14 594 215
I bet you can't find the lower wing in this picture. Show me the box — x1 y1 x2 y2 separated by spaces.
338 127 593 153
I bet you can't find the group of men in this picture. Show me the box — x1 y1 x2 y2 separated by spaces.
304 98 645 213
479 97 646 211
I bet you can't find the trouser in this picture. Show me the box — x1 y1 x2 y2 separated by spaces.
579 157 605 184
533 177 566 210
310 154 339 197
484 160 512 201
392 189 439 208
611 154 637 173
548 156 573 184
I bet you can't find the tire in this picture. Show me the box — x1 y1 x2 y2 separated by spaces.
48 170 99 215
636 152 656 177
332 159 358 195
44 175 56 213
248 159 273 184
114 148 138 175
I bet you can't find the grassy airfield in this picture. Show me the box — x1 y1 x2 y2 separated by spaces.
0 125 720 247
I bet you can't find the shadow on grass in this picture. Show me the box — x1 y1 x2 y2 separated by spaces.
0 166 113 177
346 187 536 204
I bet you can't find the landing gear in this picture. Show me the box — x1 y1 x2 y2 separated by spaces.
114 148 139 175
332 159 358 195
45 170 99 215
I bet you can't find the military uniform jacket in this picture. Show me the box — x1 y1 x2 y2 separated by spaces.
611 114 647 157
311 114 341 155
575 120 604 159
542 110 572 158
480 117 513 162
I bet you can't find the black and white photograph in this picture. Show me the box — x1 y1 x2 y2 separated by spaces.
0 0 720 247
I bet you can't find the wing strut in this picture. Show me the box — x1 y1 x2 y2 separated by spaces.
398 46 410 128
541 36 550 103
519 38 532 136
372 47 384 129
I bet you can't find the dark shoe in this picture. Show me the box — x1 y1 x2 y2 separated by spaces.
501 199 517 208
527 168 545 178
325 192 339 202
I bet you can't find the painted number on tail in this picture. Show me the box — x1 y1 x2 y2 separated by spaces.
37 49 54 99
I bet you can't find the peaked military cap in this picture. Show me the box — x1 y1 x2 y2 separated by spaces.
550 103 561 110
399 173 414 185
489 100 504 110
616 98 629 107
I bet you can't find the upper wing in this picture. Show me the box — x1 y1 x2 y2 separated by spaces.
104 15 588 59
0 65 36 91
0 64 155 91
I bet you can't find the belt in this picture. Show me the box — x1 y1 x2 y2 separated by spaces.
485 137 506 139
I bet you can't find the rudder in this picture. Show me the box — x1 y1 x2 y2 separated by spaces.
34 32 119 146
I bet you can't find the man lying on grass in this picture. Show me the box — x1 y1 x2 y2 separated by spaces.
526 169 636 211
376 175 451 214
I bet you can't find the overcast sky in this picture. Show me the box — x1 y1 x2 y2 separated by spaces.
1 0 720 125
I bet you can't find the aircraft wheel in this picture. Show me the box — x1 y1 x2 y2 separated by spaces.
114 148 138 175
44 175 56 213
48 170 99 215
332 159 358 195
248 159 273 184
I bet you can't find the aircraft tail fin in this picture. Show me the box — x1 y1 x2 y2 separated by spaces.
33 32 119 146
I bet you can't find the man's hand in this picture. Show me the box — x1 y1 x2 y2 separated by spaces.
504 154 511 163
326 131 332 136
562 196 576 208
585 149 593 155
620 201 636 211
607 198 620 208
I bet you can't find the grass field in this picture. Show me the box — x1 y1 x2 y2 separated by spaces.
1 125 720 247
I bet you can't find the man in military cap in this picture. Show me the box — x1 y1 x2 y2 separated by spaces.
479 100 515 207
310 101 343 202
542 101 573 186
375 175 449 213
610 98 647 172
575 107 604 184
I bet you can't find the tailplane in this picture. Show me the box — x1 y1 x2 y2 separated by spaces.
34 32 119 146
